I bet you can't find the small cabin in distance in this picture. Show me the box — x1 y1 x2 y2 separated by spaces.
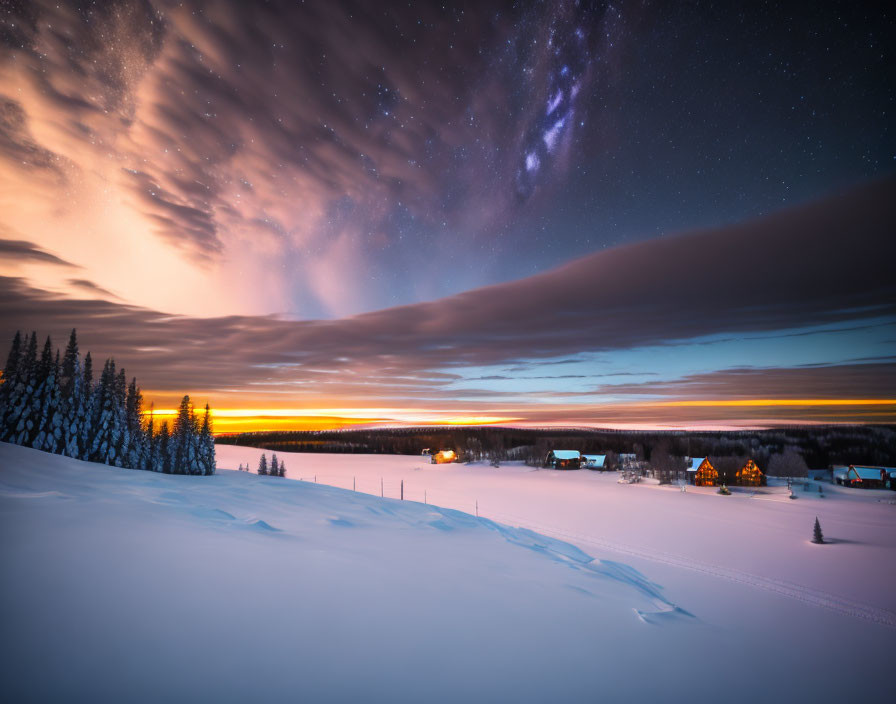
736 459 765 487
545 450 581 469
687 457 717 486
431 449 457 464
834 465 891 489
582 454 606 470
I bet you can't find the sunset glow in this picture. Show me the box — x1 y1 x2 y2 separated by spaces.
0 0 893 430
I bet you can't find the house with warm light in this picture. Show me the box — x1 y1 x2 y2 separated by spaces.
431 449 457 464
687 457 718 486
545 450 581 469
736 459 765 487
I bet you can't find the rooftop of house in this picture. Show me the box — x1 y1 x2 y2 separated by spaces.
550 450 581 460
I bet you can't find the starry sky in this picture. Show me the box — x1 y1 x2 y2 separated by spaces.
0 0 894 430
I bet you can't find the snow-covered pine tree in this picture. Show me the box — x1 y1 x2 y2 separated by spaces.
812 517 825 544
258 453 268 475
80 351 96 460
171 395 193 474
89 359 118 464
198 403 215 475
279 460 286 478
0 331 23 441
157 421 172 473
271 454 279 477
145 403 158 472
62 353 86 460
59 329 79 398
7 333 37 444
125 377 146 470
108 367 129 468
15 336 53 447
33 349 63 454
185 401 200 475
58 329 85 459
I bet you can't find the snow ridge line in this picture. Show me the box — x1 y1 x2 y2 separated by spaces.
492 516 896 629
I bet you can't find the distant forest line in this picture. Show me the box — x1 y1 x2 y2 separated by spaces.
216 425 896 470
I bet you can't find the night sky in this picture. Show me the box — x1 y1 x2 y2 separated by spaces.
0 0 894 429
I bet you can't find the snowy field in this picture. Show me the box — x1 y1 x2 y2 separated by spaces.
1 442 894 702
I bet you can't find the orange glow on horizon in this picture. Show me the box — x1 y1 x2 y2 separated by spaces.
136 398 896 433
142 407 522 432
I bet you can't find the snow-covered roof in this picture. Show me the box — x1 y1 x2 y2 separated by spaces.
551 450 581 460
687 457 707 472
847 466 887 481
582 454 606 465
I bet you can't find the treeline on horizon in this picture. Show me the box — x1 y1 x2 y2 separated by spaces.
0 330 215 475
215 424 896 470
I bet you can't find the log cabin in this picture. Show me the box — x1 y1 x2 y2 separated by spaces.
735 459 764 487
545 450 581 469
687 457 718 486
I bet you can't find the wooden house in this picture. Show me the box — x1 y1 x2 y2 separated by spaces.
582 454 607 470
735 459 764 487
687 457 717 486
837 465 888 489
545 450 581 469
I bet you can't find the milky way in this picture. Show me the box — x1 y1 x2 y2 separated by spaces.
0 0 893 426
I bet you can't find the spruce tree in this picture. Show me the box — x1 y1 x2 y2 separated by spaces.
258 453 268 475
125 377 146 469
145 403 157 471
80 351 95 458
198 403 215 475
271 454 279 477
279 460 286 478
60 329 79 399
13 332 44 447
812 517 825 544
172 395 194 474
109 367 129 467
157 421 171 473
3 332 37 444
61 352 86 459
0 331 22 440
89 359 118 464
33 349 63 454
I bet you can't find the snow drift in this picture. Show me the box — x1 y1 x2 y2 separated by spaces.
0 442 892 702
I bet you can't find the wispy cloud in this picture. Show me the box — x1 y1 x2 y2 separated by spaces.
0 238 79 268
0 180 893 424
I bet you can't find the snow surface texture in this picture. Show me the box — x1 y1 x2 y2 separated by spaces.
1 442 893 703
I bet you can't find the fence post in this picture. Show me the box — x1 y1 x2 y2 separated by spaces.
381 477 383 497
401 479 404 500
353 476 356 492
314 475 317 483
424 490 427 504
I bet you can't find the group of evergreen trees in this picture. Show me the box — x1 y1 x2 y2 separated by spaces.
256 453 286 477
0 330 215 475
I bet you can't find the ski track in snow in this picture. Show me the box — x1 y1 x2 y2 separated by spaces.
479 513 896 629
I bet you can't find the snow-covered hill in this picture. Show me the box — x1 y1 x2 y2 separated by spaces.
0 442 892 702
